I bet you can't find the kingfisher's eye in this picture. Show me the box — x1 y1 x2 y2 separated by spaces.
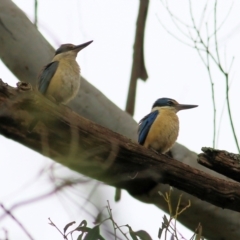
168 101 174 106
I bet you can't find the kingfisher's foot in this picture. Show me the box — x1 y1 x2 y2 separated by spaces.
45 95 58 104
61 103 72 111
149 148 160 154
165 150 173 158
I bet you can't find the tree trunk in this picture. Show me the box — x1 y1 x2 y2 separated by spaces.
0 1 239 239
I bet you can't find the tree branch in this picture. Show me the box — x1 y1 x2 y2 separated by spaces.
117 0 150 202
0 0 138 140
126 0 149 115
1 1 240 239
1 80 240 213
198 147 240 182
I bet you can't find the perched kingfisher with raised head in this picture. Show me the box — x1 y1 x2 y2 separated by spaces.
38 40 93 104
28 40 93 132
138 98 198 154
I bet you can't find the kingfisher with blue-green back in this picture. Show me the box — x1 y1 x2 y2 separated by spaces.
28 40 93 132
138 98 198 153
38 40 93 104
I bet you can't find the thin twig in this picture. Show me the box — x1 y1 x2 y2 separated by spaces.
188 0 239 151
213 1 239 152
126 0 149 115
186 23 217 148
216 66 235 147
107 202 117 240
117 0 150 202
206 23 217 148
198 1 208 31
225 72 240 152
188 0 220 67
209 1 234 39
48 218 65 238
162 190 190 240
161 0 194 40
214 0 221 68
0 182 71 221
161 0 194 28
0 204 34 240
156 15 197 48
107 201 129 240
79 182 101 212
34 0 38 28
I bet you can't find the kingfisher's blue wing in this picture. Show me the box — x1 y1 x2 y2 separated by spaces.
138 110 159 145
38 61 59 94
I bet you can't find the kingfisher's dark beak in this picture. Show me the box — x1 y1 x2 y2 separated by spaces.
175 103 198 112
73 40 93 52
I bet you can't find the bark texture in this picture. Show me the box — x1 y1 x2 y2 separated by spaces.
126 0 149 115
1 81 240 213
0 1 240 239
198 147 240 182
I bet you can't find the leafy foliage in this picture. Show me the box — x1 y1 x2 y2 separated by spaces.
158 189 204 240
48 201 153 240
48 194 205 240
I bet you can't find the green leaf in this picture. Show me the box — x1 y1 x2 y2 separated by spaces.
125 224 152 240
78 220 88 228
75 226 92 233
77 232 84 240
93 212 102 225
84 225 105 240
74 220 89 232
163 215 169 226
129 232 138 240
74 220 91 240
195 224 203 240
134 230 153 240
63 221 76 234
158 215 169 239
125 225 138 240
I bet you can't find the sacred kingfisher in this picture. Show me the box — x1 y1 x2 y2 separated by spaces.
28 40 93 132
38 40 93 104
138 98 198 153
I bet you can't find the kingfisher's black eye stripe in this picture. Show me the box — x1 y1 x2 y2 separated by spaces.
138 97 198 154
55 44 75 55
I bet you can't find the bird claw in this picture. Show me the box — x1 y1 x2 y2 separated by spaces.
150 148 160 154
